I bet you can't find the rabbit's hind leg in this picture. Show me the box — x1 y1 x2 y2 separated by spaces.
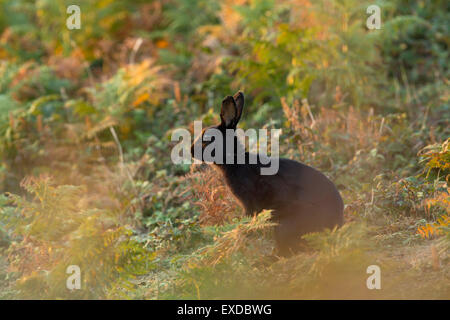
273 217 306 257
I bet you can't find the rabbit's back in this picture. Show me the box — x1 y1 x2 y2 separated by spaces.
220 157 344 228
277 159 343 213
273 158 344 226
221 157 344 256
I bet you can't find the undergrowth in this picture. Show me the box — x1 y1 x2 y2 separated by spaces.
0 0 448 299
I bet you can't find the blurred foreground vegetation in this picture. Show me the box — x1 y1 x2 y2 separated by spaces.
0 0 448 299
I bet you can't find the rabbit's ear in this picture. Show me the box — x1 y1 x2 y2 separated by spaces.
233 91 244 125
220 96 237 127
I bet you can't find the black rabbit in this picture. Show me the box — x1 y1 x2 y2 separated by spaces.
191 92 344 256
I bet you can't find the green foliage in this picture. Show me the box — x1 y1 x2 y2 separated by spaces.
204 0 387 113
1 176 154 299
416 138 450 253
0 0 448 300
159 219 383 299
0 0 140 60
380 0 449 83
420 138 450 180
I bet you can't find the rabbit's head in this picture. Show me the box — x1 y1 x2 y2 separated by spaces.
191 91 244 163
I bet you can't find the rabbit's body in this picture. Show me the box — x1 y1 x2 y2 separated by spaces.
217 154 343 256
191 92 344 256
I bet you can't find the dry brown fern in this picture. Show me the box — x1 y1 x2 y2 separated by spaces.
185 165 242 226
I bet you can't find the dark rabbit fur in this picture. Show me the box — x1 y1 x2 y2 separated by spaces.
191 92 344 256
